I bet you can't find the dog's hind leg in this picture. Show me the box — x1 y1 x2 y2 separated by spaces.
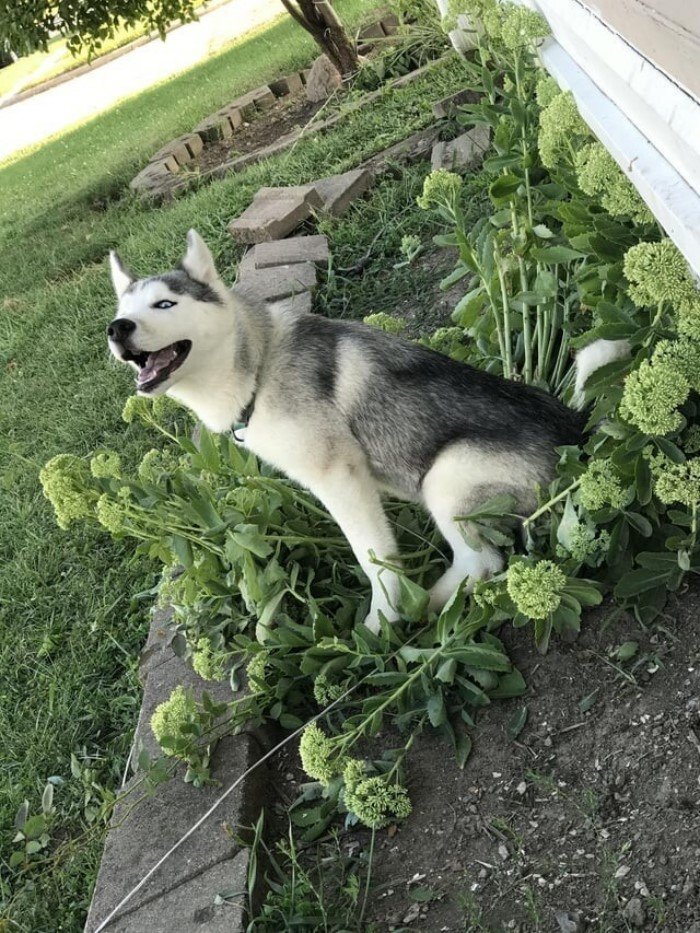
422 443 524 613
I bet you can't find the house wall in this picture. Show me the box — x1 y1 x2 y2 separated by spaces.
581 0 700 101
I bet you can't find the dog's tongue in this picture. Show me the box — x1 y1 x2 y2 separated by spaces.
137 345 178 384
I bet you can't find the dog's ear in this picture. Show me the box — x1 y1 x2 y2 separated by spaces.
181 229 218 284
109 251 134 299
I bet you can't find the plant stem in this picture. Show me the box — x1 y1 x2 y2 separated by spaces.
523 478 582 527
495 254 513 378
359 826 376 927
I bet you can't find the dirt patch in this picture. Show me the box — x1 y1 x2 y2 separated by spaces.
196 93 326 174
271 586 700 931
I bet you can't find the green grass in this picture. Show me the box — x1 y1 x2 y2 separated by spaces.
0 5 481 925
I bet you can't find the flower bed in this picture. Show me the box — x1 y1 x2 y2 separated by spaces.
40 0 700 923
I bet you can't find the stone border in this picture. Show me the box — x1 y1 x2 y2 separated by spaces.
85 607 273 932
129 14 401 201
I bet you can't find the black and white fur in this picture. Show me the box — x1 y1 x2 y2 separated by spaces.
107 230 618 632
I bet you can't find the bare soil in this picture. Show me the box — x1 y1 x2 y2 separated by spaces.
196 93 325 174
274 585 700 932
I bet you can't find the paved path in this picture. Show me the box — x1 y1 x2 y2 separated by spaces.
0 0 280 162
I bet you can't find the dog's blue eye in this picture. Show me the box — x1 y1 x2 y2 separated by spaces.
153 299 176 309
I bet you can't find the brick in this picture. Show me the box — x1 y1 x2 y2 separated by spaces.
217 105 243 130
236 261 317 302
180 132 204 158
300 68 311 85
381 12 400 34
269 72 304 97
235 86 275 118
268 291 314 316
228 185 322 244
312 168 373 216
432 88 478 120
194 114 233 142
151 140 190 166
358 21 385 42
430 125 490 172
129 162 175 193
253 234 330 269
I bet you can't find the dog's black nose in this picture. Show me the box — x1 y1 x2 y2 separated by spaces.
107 318 136 342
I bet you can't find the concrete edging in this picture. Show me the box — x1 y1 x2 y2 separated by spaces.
85 608 273 933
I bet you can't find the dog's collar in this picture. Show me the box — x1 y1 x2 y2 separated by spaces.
232 391 256 440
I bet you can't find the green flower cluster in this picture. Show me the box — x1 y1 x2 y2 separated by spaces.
39 454 97 530
649 453 700 508
506 559 566 619
652 338 700 393
95 493 128 535
121 396 152 425
537 92 588 168
578 458 627 512
623 239 697 308
448 0 500 39
500 4 549 50
363 313 406 335
575 143 652 224
683 425 700 455
619 358 689 436
678 297 700 341
90 450 122 479
138 447 181 484
343 772 412 829
245 651 269 690
151 685 195 752
425 326 466 358
299 723 345 785
535 74 559 108
472 579 502 608
556 523 610 562
191 638 228 682
416 170 463 214
400 234 422 262
313 673 346 706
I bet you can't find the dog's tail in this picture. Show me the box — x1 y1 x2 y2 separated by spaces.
572 338 631 410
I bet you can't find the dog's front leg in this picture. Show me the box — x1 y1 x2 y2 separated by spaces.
309 463 401 634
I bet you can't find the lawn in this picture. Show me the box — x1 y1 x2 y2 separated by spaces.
0 5 478 926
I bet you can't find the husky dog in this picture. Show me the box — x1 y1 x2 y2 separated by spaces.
107 230 619 632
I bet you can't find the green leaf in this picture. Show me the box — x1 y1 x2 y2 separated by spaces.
447 645 511 671
579 689 599 712
530 245 585 262
625 512 652 537
171 534 193 569
14 801 28 832
427 691 446 727
489 173 521 200
41 784 54 815
396 575 429 622
655 438 685 463
615 641 639 661
507 706 528 742
229 524 273 559
635 456 653 505
409 886 441 903
614 567 673 598
455 733 472 769
490 669 527 699
22 815 47 840
436 658 457 684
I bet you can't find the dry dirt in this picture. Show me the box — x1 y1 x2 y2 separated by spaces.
196 92 325 174
274 584 700 932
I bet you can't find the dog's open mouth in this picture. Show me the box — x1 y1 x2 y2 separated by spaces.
122 340 192 392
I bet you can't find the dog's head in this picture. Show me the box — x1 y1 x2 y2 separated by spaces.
107 229 229 396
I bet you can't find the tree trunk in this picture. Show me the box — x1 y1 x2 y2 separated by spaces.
280 0 361 77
